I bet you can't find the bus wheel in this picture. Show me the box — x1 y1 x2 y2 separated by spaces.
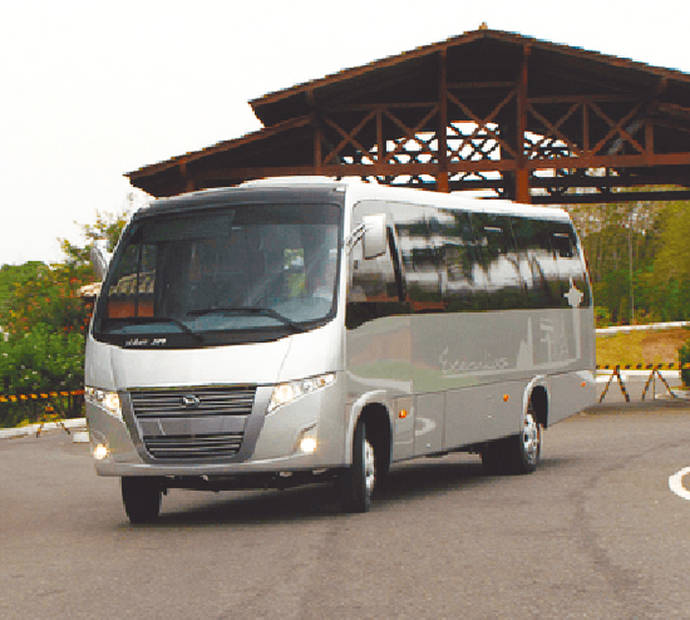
339 418 376 513
505 405 542 474
121 476 163 524
481 406 542 475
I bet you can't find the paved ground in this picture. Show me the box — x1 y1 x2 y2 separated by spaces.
2 404 689 619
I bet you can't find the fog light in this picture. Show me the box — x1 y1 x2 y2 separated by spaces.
93 443 109 460
299 437 317 454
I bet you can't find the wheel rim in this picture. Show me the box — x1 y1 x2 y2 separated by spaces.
522 411 540 465
364 438 376 495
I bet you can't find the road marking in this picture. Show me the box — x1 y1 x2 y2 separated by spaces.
668 467 690 501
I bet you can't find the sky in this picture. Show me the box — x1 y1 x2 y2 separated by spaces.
1 0 689 266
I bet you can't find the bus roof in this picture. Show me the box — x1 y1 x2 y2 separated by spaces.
141 176 572 222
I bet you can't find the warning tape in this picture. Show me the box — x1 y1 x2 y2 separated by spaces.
596 363 690 370
0 389 84 404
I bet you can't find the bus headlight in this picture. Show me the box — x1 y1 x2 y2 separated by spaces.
93 443 110 460
85 386 122 420
268 373 335 413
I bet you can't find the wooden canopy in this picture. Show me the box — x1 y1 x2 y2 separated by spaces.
127 28 690 204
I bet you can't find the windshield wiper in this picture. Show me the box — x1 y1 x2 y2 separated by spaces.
187 306 306 332
124 316 205 343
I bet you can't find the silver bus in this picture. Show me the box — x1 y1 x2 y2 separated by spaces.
85 178 595 523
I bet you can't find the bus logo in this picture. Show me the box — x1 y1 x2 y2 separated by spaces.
181 394 201 409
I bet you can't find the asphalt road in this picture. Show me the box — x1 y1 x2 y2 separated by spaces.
2 405 689 619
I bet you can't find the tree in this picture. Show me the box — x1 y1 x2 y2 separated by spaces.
3 262 91 336
0 206 133 426
567 201 689 325
59 205 132 274
0 262 46 330
644 204 690 321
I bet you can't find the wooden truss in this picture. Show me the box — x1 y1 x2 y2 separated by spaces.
134 41 690 204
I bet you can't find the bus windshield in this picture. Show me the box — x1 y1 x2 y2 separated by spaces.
93 203 341 346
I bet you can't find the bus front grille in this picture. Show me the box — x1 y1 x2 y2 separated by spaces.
143 433 244 459
130 386 256 418
129 386 256 460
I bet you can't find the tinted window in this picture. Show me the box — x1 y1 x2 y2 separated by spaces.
437 209 488 311
346 202 409 329
511 217 561 308
470 213 526 310
551 223 591 308
348 201 590 320
399 209 444 311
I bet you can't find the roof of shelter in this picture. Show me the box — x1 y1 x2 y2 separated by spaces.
249 28 690 126
128 28 690 201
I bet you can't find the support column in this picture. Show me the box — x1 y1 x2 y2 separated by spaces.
313 121 323 174
515 45 531 204
179 162 195 192
436 50 449 192
308 90 323 174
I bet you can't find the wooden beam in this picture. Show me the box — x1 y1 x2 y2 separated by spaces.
191 150 690 187
515 45 531 203
532 190 690 204
437 50 449 192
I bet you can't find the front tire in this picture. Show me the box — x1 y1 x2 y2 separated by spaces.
121 476 163 524
339 418 376 513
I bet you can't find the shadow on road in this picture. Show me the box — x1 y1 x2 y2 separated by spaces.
129 453 580 527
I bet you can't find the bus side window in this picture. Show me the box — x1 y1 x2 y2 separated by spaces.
551 224 591 307
346 202 408 329
471 213 526 310
350 231 398 304
403 211 444 312
512 217 560 308
439 209 486 311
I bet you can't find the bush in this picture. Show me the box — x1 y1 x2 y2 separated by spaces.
680 338 690 388
0 325 85 426
594 306 611 328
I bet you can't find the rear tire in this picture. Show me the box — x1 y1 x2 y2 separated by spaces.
481 405 542 475
121 476 163 524
339 418 376 513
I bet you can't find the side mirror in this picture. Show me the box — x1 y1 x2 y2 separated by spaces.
362 214 388 259
89 242 111 281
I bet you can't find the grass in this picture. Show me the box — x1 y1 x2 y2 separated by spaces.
596 327 690 367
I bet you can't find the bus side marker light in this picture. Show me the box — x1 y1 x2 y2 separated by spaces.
398 409 408 419
503 394 509 402
581 381 587 387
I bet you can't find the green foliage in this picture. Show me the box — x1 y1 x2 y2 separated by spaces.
59 207 131 274
0 207 131 427
3 262 91 337
569 201 690 324
0 261 45 327
645 204 690 321
0 326 85 425
594 306 611 328
0 326 84 393
680 338 690 388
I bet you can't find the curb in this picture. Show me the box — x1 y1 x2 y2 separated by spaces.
0 417 87 441
585 396 690 413
596 321 690 335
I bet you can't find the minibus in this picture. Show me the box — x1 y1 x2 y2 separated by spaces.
85 177 595 523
